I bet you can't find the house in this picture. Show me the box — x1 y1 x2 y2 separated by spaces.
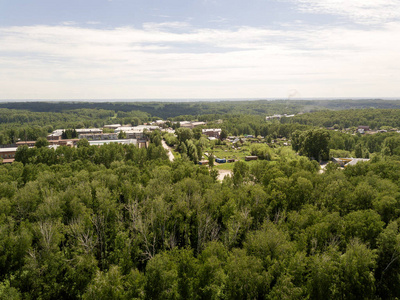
332 157 370 167
202 129 222 139
245 156 258 161
215 158 226 163
358 126 370 132
346 158 370 166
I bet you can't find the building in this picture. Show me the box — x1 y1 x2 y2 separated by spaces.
47 129 64 140
115 125 158 134
245 156 258 161
16 141 36 147
179 121 192 128
103 124 122 130
0 147 17 162
114 126 136 132
47 128 102 140
77 128 102 135
358 125 370 131
192 122 206 128
266 114 295 121
17 139 79 147
180 121 206 129
152 120 167 126
215 158 226 163
124 129 146 139
78 133 118 140
202 128 222 139
88 139 137 147
332 157 370 167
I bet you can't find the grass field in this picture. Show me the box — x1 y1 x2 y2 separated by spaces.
203 144 252 161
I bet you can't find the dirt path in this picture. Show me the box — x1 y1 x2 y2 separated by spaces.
218 169 232 181
162 140 175 162
162 141 231 180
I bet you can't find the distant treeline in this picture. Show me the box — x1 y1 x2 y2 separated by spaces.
1 99 399 119
283 108 400 129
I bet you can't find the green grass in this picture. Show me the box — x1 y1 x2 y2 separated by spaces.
213 158 263 171
214 163 235 171
203 145 252 161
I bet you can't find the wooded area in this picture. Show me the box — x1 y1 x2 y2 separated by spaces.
1 100 400 299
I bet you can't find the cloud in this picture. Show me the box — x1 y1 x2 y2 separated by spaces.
0 21 399 99
61 21 78 26
290 0 400 25
142 22 192 31
208 17 229 23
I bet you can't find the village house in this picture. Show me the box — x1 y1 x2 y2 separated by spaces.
202 128 222 139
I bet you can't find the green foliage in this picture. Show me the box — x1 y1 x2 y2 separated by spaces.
292 129 330 161
35 137 49 148
2 102 400 299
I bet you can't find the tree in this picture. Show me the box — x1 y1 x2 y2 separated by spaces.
382 136 400 156
175 128 193 143
82 265 127 300
35 137 49 148
117 131 126 139
339 239 377 299
77 138 90 148
295 129 330 161
375 221 400 298
224 249 269 300
220 129 228 140
208 153 214 168
150 130 162 147
144 252 179 300
233 161 249 185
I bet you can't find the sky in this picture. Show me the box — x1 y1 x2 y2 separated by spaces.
0 0 399 100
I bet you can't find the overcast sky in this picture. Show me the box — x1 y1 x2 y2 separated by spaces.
1 0 399 100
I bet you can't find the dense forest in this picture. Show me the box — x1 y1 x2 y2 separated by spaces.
2 99 400 119
1 101 400 299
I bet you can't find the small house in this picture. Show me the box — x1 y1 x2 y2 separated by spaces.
245 156 258 161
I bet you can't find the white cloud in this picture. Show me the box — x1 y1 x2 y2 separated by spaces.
0 21 399 99
142 21 192 31
291 0 400 25
61 21 78 26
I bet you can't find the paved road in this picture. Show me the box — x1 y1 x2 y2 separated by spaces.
162 140 175 162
